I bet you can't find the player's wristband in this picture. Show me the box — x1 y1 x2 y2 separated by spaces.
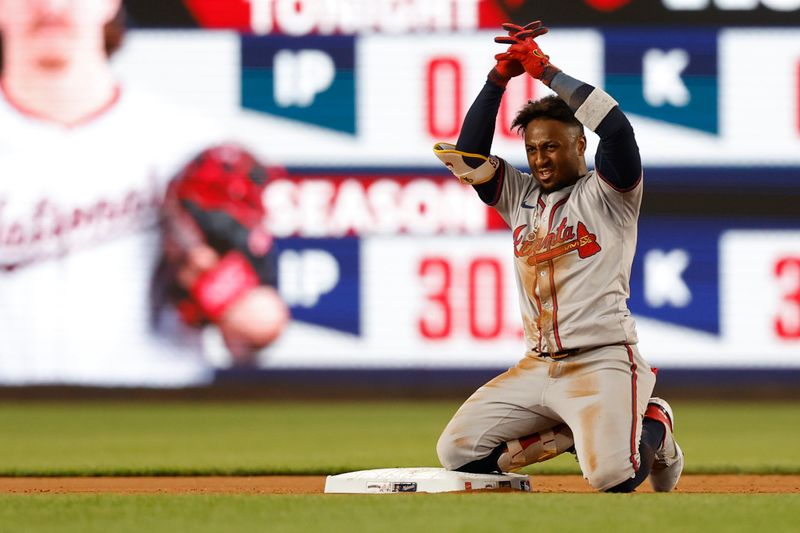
574 87 618 132
487 67 511 88
190 251 260 322
539 64 562 87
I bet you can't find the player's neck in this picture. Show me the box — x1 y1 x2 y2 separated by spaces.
1 57 118 126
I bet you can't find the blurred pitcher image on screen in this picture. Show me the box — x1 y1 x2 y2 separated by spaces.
0 0 287 386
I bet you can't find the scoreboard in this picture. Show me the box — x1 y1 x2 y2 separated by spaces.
2 3 799 385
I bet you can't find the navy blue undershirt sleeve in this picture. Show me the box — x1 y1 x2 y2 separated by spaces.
593 108 642 191
455 80 504 156
549 72 641 190
454 80 506 205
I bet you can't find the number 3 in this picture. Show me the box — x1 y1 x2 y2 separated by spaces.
775 257 800 339
419 258 452 339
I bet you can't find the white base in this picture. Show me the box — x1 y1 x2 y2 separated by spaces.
324 467 532 494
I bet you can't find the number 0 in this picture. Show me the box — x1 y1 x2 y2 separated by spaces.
426 57 462 138
468 257 503 339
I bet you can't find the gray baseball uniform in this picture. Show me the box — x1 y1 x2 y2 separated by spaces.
435 70 657 491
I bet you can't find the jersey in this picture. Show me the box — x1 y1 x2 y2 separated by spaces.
0 85 220 386
491 161 642 355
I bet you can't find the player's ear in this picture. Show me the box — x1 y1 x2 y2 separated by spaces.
576 134 587 156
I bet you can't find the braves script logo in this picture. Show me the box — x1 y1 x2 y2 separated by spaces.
513 218 601 265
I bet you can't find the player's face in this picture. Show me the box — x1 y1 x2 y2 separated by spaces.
0 0 120 70
523 118 587 192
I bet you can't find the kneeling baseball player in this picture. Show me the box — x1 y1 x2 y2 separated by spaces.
434 22 684 492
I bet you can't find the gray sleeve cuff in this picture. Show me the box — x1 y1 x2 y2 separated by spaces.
548 72 585 107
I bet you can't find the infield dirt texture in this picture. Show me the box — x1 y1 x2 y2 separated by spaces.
1 474 799 494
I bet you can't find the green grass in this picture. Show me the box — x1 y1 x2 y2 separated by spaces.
0 400 797 533
0 402 445 476
0 401 798 476
0 493 798 533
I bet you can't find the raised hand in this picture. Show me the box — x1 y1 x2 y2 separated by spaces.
489 21 549 86
500 21 548 41
494 21 558 82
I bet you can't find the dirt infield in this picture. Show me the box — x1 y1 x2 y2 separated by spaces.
1 475 798 494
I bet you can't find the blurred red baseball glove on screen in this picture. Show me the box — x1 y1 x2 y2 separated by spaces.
159 144 288 363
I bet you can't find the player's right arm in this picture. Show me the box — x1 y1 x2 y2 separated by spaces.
433 23 548 208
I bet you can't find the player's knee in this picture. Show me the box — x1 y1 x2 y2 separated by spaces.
454 446 504 474
437 433 504 474
586 465 633 492
436 432 464 471
604 477 638 493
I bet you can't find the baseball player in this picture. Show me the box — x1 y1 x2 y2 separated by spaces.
434 22 684 492
0 0 287 385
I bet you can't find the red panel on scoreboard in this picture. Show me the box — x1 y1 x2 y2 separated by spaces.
180 0 495 34
263 173 504 237
184 0 250 30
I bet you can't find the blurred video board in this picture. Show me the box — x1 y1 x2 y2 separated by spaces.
1 5 798 386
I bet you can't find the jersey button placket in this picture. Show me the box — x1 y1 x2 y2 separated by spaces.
531 199 549 354
537 199 553 351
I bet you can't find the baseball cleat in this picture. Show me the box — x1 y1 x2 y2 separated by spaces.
645 397 684 492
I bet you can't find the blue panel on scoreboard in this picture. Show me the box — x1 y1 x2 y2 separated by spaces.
630 217 722 334
274 237 361 335
241 35 356 134
604 29 719 134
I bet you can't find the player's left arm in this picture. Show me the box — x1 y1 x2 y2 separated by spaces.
549 73 642 191
496 27 642 191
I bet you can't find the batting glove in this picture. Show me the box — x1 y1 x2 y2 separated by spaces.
494 22 560 85
488 21 548 87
